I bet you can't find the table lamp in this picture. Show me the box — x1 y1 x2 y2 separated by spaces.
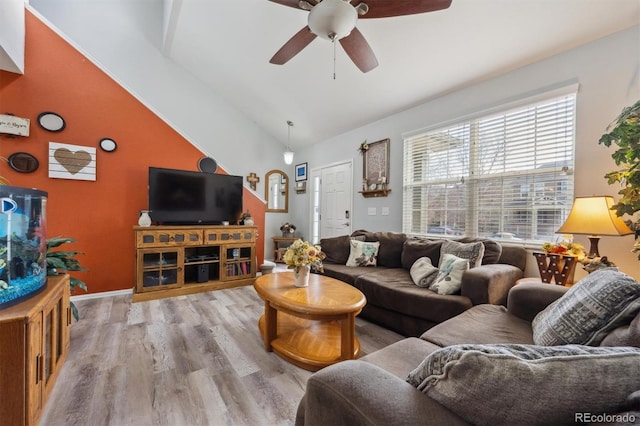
556 196 632 258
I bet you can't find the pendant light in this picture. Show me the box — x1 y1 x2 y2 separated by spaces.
283 120 295 165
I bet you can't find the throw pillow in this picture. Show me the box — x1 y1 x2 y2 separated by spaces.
319 235 365 264
440 240 485 268
406 343 640 426
429 253 468 295
532 268 640 346
456 237 502 265
409 257 439 288
345 240 380 267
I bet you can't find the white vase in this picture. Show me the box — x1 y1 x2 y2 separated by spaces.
138 210 152 227
294 265 310 288
244 217 254 226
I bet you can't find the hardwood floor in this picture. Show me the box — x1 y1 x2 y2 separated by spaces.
40 283 403 426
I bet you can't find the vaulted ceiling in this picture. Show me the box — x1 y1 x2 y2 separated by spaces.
33 0 640 148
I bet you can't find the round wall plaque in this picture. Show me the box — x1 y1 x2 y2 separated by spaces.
198 157 218 173
99 138 117 152
37 112 65 132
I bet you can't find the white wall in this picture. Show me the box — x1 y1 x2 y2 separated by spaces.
0 0 25 74
292 25 640 280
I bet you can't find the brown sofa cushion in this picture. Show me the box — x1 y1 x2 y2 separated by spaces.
321 263 387 286
352 230 406 268
319 234 364 264
401 238 444 269
353 268 472 324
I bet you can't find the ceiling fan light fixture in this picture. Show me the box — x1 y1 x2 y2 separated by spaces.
308 0 357 41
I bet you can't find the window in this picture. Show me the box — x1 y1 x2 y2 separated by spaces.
403 89 576 244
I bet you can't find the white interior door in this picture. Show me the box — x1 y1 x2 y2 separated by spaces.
319 162 353 239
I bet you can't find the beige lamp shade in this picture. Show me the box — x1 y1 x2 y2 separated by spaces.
557 196 632 258
556 196 632 236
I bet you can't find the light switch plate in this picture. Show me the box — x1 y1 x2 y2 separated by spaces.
368 207 377 216
381 207 390 216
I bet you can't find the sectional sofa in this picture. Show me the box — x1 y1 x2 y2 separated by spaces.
318 231 528 336
296 269 640 425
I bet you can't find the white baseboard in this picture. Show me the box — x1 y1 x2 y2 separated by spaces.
71 288 132 302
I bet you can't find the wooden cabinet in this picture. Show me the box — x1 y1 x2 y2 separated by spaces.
133 225 256 302
0 274 71 426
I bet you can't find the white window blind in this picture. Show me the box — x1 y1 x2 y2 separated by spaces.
403 91 576 244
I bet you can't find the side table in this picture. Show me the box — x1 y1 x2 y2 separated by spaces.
272 236 299 262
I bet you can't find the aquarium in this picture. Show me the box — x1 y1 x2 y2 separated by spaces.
0 186 47 309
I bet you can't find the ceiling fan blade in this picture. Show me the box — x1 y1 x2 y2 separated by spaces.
360 0 452 19
339 27 378 73
268 0 306 10
270 26 318 65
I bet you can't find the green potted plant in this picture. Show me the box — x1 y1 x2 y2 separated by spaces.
599 99 640 257
46 237 88 321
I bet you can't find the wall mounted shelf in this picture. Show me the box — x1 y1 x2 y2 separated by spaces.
359 189 391 198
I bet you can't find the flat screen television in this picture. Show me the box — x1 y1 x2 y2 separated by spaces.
148 167 243 225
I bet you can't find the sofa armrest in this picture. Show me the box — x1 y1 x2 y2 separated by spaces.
296 360 468 426
460 264 524 306
507 281 569 322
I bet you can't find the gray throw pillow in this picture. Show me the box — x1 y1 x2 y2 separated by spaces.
409 257 439 288
440 240 484 268
407 343 640 426
532 268 640 346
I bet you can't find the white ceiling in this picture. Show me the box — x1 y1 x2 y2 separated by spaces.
163 1 638 148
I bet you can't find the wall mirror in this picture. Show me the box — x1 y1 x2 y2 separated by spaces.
8 152 39 173
265 169 288 213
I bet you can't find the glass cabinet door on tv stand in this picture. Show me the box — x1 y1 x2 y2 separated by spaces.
133 225 257 302
138 249 183 292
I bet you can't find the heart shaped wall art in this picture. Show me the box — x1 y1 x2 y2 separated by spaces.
49 142 96 181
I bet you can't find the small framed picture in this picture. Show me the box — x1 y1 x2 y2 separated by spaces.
295 162 308 182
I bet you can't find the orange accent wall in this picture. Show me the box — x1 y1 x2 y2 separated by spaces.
0 11 265 294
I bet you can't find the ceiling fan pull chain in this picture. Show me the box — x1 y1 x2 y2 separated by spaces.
333 39 337 80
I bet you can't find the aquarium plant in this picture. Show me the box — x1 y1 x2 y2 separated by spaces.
46 237 88 321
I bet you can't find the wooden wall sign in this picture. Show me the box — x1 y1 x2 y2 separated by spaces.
48 142 96 181
0 114 29 136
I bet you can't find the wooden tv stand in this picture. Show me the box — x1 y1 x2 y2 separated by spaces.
133 225 256 302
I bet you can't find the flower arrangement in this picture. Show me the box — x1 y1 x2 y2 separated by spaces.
280 222 296 234
283 239 326 273
541 241 586 261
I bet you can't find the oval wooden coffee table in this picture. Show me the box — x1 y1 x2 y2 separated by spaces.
254 272 367 371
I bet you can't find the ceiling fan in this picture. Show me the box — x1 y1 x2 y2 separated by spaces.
269 0 452 73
